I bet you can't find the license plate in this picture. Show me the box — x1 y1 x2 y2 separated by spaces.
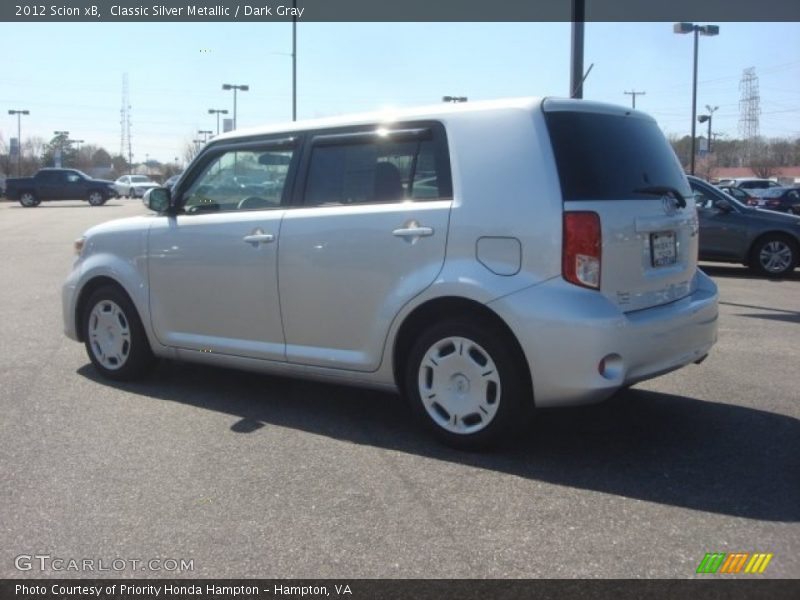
651 231 677 267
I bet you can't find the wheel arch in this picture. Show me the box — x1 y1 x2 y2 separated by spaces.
392 296 534 405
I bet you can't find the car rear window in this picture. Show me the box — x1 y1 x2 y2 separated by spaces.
545 111 690 201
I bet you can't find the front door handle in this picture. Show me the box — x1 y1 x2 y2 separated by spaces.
392 221 434 243
243 230 274 247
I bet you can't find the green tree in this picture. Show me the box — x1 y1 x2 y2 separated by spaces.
41 133 77 168
92 148 112 168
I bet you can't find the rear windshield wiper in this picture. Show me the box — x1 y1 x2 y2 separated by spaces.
634 185 687 209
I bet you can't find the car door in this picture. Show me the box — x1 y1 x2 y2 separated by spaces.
278 124 452 371
147 138 298 361
64 170 86 199
36 170 64 200
115 176 129 196
692 180 749 260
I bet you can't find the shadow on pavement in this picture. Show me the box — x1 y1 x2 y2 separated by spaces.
7 203 125 209
78 362 800 522
701 263 800 282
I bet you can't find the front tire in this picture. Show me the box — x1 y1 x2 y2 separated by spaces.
19 191 39 207
404 318 532 450
750 235 798 277
87 191 107 206
82 285 156 381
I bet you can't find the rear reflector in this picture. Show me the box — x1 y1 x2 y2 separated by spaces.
563 211 601 289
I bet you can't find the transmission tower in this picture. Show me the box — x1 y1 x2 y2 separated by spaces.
738 67 760 162
120 73 132 169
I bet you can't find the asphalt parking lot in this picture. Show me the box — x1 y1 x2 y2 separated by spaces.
0 198 798 579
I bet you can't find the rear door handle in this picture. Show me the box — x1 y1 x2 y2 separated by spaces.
243 231 275 246
392 221 434 242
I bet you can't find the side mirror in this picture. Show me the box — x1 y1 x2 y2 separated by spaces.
714 199 732 213
143 187 172 213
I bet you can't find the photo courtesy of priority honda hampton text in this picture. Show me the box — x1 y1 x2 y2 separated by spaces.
62 98 719 449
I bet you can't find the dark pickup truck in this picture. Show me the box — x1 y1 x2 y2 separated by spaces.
5 168 118 207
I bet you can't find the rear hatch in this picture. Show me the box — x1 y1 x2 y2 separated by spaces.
543 99 698 312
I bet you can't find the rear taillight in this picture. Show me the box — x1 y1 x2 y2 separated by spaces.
563 211 601 290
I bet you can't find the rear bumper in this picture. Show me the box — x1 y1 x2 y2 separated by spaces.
488 269 719 407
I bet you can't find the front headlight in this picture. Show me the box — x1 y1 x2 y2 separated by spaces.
74 236 86 256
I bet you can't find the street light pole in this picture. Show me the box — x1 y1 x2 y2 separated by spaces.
208 109 229 135
73 139 84 167
292 0 297 121
198 130 213 143
222 83 249 130
8 109 30 176
674 22 719 175
706 105 718 152
690 27 699 174
54 130 70 168
570 0 585 99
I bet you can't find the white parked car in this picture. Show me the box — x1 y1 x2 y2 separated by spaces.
114 175 159 198
63 98 719 449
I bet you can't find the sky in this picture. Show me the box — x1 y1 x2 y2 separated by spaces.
1 21 798 165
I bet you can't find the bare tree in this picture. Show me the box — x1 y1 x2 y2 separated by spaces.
751 157 780 180
183 139 201 165
695 154 720 182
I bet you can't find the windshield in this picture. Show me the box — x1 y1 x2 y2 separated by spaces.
690 178 748 210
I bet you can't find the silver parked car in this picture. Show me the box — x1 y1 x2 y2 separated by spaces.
63 98 719 449
113 175 159 198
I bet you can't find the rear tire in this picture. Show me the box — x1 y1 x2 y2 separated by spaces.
404 317 532 450
749 235 798 278
82 285 156 381
19 191 39 207
87 191 107 206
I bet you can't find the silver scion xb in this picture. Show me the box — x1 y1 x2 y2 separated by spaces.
63 98 719 449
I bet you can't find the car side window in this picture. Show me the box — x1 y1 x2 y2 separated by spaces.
304 139 444 206
66 173 81 183
182 147 294 213
692 186 715 209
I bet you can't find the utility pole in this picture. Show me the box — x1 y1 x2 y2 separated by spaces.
624 90 646 109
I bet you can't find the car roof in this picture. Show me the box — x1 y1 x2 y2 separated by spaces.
208 96 657 145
